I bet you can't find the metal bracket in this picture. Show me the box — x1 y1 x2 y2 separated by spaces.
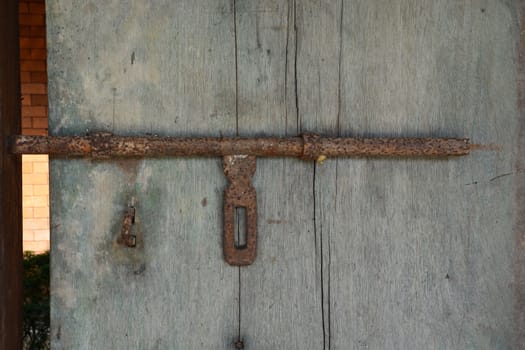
223 155 257 266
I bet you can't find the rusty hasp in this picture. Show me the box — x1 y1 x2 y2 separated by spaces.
223 155 258 266
9 132 472 265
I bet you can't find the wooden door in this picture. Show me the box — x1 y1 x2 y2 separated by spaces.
48 1 524 348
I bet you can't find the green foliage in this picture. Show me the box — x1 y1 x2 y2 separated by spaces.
23 251 50 350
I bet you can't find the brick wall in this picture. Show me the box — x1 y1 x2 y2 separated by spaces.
20 0 49 253
22 155 49 252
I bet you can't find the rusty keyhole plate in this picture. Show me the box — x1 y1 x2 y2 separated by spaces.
223 155 257 266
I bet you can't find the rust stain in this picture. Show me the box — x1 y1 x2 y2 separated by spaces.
115 159 141 179
470 143 503 151
234 339 244 349
266 219 286 224
201 197 207 207
118 207 136 248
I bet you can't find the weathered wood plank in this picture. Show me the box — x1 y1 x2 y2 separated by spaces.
515 6 525 348
295 1 344 348
312 1 523 348
0 0 22 348
514 6 525 348
47 1 238 348
235 0 322 348
47 0 525 349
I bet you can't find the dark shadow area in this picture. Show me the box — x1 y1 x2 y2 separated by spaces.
22 251 49 350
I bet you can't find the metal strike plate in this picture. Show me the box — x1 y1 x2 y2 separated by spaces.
223 155 257 266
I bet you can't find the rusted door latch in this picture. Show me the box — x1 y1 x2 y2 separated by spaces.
223 155 257 266
10 133 471 265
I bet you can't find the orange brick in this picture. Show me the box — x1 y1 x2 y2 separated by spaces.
19 26 31 37
24 218 49 230
23 195 48 208
29 26 46 38
32 162 49 174
21 93 31 106
31 94 47 106
33 108 49 118
30 49 46 60
22 106 46 117
32 117 49 128
19 2 29 13
23 240 49 253
23 207 34 219
30 72 47 83
33 230 50 241
20 48 31 59
20 60 46 72
23 173 48 185
23 231 35 241
19 14 45 26
19 37 45 49
36 241 50 252
22 185 33 196
33 186 48 196
21 83 46 94
22 162 33 174
22 117 32 128
34 207 49 218
20 72 31 83
22 128 47 136
23 155 47 162
28 3 45 14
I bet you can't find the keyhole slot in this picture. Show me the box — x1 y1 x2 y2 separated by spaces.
234 207 247 249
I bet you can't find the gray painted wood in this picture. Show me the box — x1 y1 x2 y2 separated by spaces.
235 1 322 348
47 1 239 349
310 1 523 349
295 2 343 348
47 0 525 349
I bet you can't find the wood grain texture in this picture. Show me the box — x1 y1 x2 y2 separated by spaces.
0 0 22 349
310 1 523 349
235 0 322 348
47 0 524 349
513 4 525 348
47 1 239 349
295 1 344 348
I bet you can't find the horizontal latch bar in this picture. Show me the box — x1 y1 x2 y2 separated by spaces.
9 133 470 159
